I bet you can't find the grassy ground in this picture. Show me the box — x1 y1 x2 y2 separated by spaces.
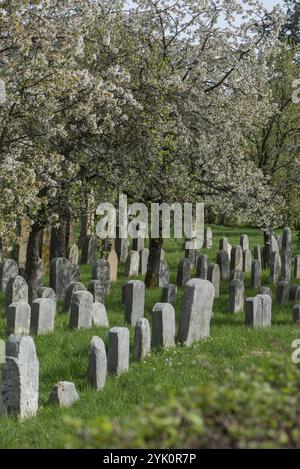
0 225 299 448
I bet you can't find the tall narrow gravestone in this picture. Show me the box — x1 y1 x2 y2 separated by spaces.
69 291 93 330
245 294 272 329
88 336 107 391
5 276 28 313
1 335 39 420
107 327 129 376
178 279 214 346
134 318 151 361
0 259 19 292
123 280 145 326
230 246 243 272
152 303 176 349
177 258 191 287
229 279 244 313
50 257 71 300
216 250 230 280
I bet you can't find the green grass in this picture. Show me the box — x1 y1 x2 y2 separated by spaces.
0 224 299 448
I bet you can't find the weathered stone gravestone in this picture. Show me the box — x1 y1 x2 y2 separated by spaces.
139 248 149 275
152 303 175 349
259 286 272 299
161 284 177 305
271 235 280 255
207 263 220 298
107 249 118 282
229 279 244 313
5 276 28 313
88 336 107 390
196 254 208 279
269 251 281 284
50 257 71 300
230 269 244 281
1 335 39 419
107 327 129 376
177 257 191 287
178 279 214 346
216 250 230 280
31 298 56 335
92 259 111 294
251 260 261 289
253 245 262 268
289 285 300 302
243 249 252 273
38 286 57 303
7 302 31 335
240 234 249 251
123 280 145 326
88 280 105 304
68 244 79 266
49 381 79 408
124 251 139 277
294 255 300 279
245 294 272 329
132 235 145 253
134 318 151 361
281 227 292 282
69 263 80 283
275 281 290 305
115 233 129 263
185 239 198 268
204 227 212 249
230 246 243 272
69 290 93 330
0 259 19 292
64 282 86 313
87 235 98 264
219 237 232 259
293 305 300 324
158 259 169 288
35 258 44 292
92 302 109 327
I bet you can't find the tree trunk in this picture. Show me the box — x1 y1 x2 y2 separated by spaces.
25 224 43 303
50 219 68 260
145 237 163 288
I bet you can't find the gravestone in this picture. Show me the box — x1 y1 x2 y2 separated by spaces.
38 287 57 303
87 236 98 264
230 269 244 281
5 276 28 313
204 227 212 249
134 318 151 361
152 303 175 349
88 280 105 304
253 245 262 268
207 263 220 298
49 381 79 408
178 279 214 345
259 286 272 299
185 239 198 268
275 281 290 305
230 246 243 272
245 294 272 328
92 302 109 327
124 251 139 277
161 284 177 305
132 235 144 253
115 233 129 263
123 280 145 326
0 259 19 292
196 254 208 279
88 337 107 390
107 249 118 282
50 257 71 300
139 248 149 275
107 327 129 376
177 257 191 287
41 226 51 272
289 285 300 302
240 234 249 251
69 290 93 330
294 255 300 279
281 227 292 282
69 263 80 283
269 251 281 284
292 305 300 324
229 279 244 313
1 335 39 419
64 282 86 313
7 302 31 335
251 260 261 289
31 298 56 335
158 259 169 288
216 250 230 280
35 258 44 291
92 259 111 294
243 249 252 273
219 237 231 259
68 244 79 266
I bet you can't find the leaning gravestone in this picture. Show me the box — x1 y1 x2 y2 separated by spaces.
88 336 107 391
229 279 244 313
216 250 230 280
242 249 252 273
124 251 139 277
275 281 290 305
294 255 300 280
92 259 111 294
134 318 151 361
123 280 145 326
69 290 93 330
0 259 19 292
88 280 105 304
63 282 86 313
38 287 57 303
178 279 214 346
1 335 39 419
269 250 281 284
49 381 79 408
240 234 249 251
161 284 177 305
7 302 31 335
251 260 261 289
92 302 109 327
245 294 272 328
68 244 79 266
158 259 169 288
207 263 220 298
139 248 149 275
177 257 191 287
5 276 28 313
50 257 71 301
230 246 243 272
30 298 56 335
107 327 130 376
152 303 176 349
196 254 209 279
107 249 118 282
